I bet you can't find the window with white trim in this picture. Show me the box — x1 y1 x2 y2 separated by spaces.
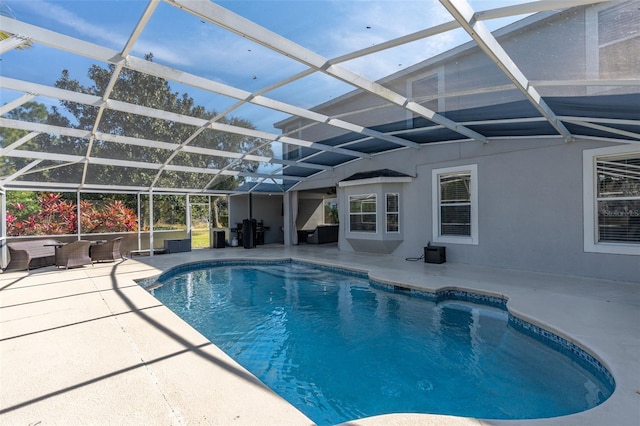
432 165 478 245
349 194 376 232
584 146 640 255
385 193 399 233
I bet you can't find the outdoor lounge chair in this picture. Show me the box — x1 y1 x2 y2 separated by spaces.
306 225 339 244
6 239 60 271
55 240 92 269
90 237 124 263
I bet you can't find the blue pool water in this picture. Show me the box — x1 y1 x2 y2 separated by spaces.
147 262 613 424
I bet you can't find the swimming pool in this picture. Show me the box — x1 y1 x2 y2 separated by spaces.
145 260 614 425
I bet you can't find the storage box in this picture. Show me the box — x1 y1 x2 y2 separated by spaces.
424 246 446 264
164 239 191 253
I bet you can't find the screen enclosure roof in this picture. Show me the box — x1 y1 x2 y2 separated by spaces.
1 0 638 194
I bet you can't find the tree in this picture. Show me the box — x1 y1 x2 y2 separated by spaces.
50 53 272 190
0 102 50 178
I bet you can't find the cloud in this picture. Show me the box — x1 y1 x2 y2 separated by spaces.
19 0 189 67
20 0 126 46
321 0 459 79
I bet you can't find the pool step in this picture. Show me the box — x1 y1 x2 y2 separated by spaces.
252 264 329 281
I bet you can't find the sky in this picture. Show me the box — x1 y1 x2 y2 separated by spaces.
1 0 523 132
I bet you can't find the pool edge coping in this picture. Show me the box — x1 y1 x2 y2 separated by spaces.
137 256 618 414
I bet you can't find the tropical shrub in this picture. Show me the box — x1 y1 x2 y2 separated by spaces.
7 193 138 236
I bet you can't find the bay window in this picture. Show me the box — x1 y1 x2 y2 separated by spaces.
386 193 399 233
349 194 376 232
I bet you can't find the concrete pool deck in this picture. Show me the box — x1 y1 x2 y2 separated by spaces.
0 244 638 425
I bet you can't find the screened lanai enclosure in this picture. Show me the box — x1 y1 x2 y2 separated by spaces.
1 1 638 275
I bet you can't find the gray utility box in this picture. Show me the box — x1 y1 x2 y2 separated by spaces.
164 239 191 253
424 246 446 264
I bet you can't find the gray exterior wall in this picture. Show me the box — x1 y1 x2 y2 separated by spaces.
278 4 639 283
229 194 284 244
252 194 284 244
328 137 639 283
296 193 324 231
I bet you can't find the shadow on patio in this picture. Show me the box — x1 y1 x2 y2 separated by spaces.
0 254 312 424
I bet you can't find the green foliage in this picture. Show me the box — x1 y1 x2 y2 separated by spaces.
0 102 49 177
6 191 40 218
2 54 270 190
6 192 138 236
47 53 272 190
324 202 339 224
152 195 186 230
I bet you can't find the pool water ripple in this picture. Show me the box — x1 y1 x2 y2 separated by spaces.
147 262 613 425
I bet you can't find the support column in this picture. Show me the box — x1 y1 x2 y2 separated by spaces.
137 193 142 252
0 189 7 268
186 194 191 239
149 191 154 257
283 191 298 246
76 192 81 240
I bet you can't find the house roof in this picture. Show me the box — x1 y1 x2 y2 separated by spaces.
341 169 413 182
1 0 638 195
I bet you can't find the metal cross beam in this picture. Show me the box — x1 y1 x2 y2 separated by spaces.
439 0 574 142
167 0 487 143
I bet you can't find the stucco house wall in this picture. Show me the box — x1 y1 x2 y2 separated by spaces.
277 4 639 283
229 194 284 244
329 137 638 282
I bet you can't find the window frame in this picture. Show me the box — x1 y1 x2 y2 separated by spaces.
385 192 400 233
583 145 640 255
432 164 478 245
348 193 377 233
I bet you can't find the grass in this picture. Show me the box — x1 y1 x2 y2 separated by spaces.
191 229 211 249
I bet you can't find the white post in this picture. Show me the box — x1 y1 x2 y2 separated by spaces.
186 194 191 239
76 192 81 240
283 191 298 246
137 193 142 252
149 191 154 257
0 189 7 268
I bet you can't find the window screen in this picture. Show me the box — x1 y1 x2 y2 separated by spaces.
439 173 471 236
596 155 640 243
349 194 376 232
386 193 399 233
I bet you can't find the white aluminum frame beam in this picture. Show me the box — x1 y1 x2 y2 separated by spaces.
168 0 487 143
0 77 368 157
439 0 573 141
0 118 333 174
0 34 30 54
201 1 603 137
562 118 640 141
0 93 36 116
0 0 628 194
1 149 308 182
0 118 333 176
1 17 415 152
80 0 162 189
0 160 42 186
0 131 40 156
